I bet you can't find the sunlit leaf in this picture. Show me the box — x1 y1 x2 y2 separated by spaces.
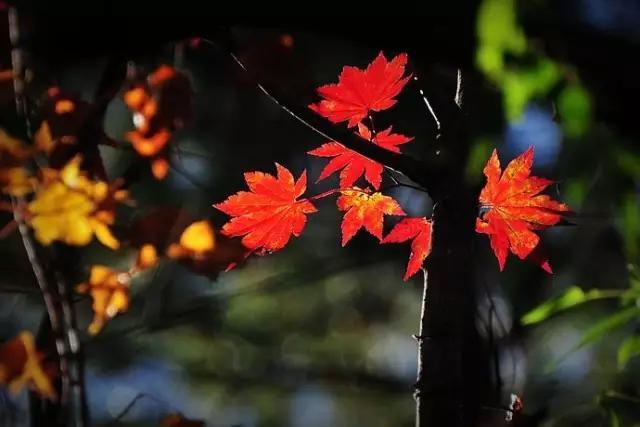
309 51 411 127
382 217 432 281
308 124 412 190
27 155 127 249
214 163 317 255
476 147 569 272
337 188 405 246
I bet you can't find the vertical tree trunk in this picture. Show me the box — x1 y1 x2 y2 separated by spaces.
414 74 492 426
415 190 488 426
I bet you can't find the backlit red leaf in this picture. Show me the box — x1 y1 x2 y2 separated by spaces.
214 163 317 254
337 188 405 246
382 217 432 281
476 147 570 272
309 52 411 127
308 124 412 190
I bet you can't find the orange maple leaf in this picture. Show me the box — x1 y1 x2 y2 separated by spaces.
309 52 411 127
382 217 432 281
309 123 412 190
476 147 570 272
337 188 405 246
0 332 56 400
214 163 317 254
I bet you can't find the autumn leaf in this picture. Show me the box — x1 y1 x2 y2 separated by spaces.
167 220 216 260
382 217 432 281
160 413 205 427
0 332 56 400
27 156 128 249
214 164 317 254
76 265 130 335
337 188 405 246
34 120 76 155
0 129 30 162
136 244 159 270
123 65 192 180
309 51 411 127
308 123 412 190
0 167 35 197
0 130 34 196
476 147 570 272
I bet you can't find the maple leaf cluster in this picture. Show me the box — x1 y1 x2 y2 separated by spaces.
215 52 432 280
215 51 570 279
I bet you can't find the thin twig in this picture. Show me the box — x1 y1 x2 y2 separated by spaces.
198 37 437 193
11 199 71 412
108 393 172 426
413 267 429 427
454 69 463 108
413 76 441 133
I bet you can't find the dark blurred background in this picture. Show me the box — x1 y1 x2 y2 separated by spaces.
1 0 640 426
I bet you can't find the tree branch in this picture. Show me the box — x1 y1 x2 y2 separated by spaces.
201 36 444 195
12 199 70 424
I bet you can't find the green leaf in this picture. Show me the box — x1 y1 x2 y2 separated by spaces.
608 409 621 427
618 194 640 260
573 307 640 352
465 137 494 183
557 84 592 138
521 286 624 325
476 0 526 81
548 307 640 372
617 335 640 369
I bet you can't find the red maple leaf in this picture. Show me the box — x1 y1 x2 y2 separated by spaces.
214 164 317 254
309 52 411 127
382 217 432 281
476 147 570 272
308 123 412 190
337 188 405 246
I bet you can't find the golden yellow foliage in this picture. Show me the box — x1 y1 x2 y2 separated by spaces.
27 155 128 249
136 243 159 269
167 220 216 260
0 332 56 400
0 167 34 196
76 265 130 335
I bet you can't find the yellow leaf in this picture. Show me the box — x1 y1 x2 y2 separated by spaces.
34 121 55 154
137 244 158 269
180 221 215 253
76 266 130 335
0 332 56 400
0 167 34 196
27 156 125 249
